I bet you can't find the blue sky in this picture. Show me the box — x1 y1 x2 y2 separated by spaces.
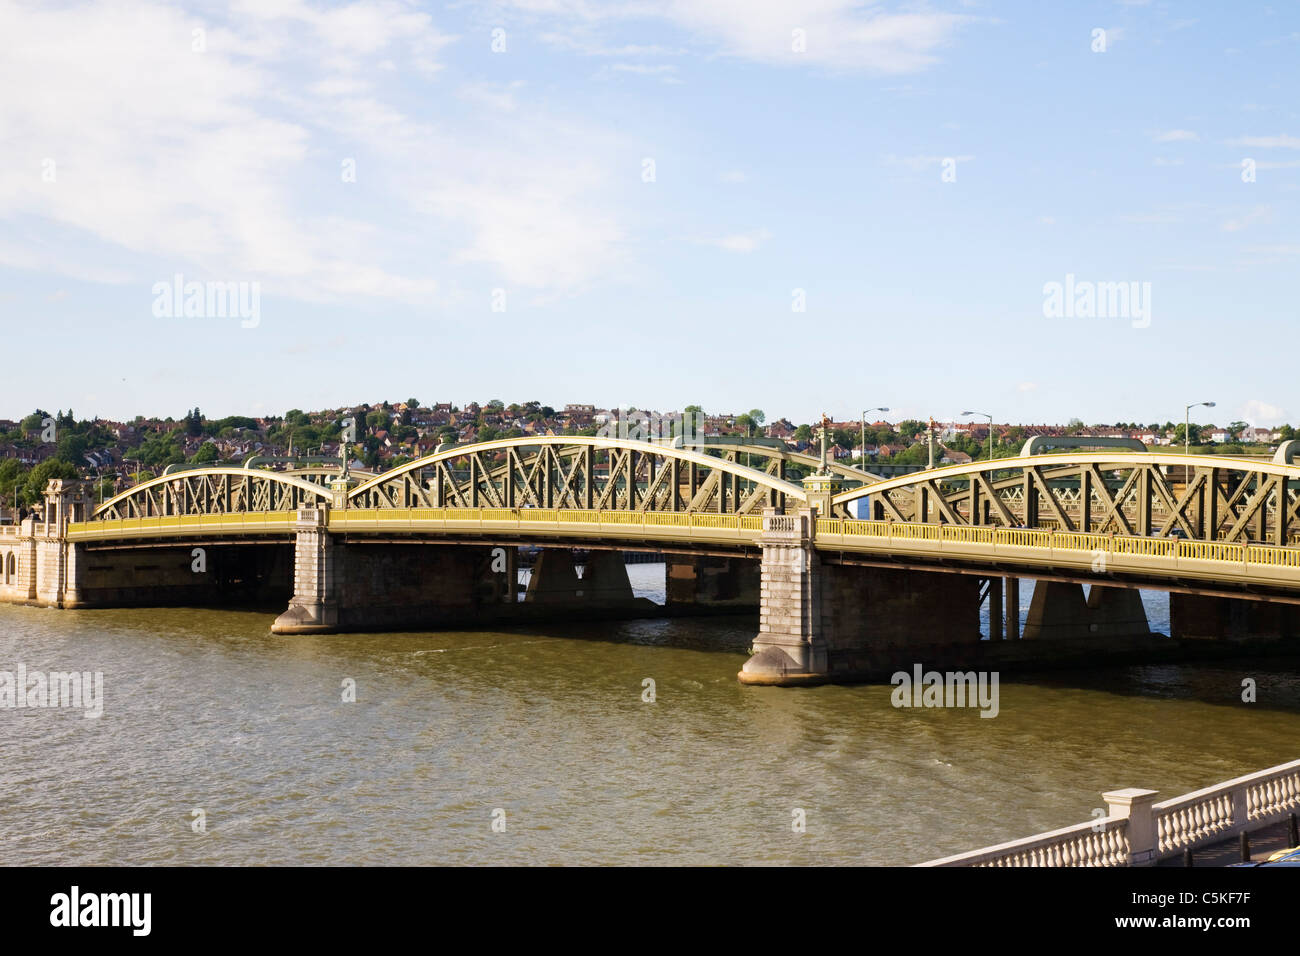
1 0 1296 428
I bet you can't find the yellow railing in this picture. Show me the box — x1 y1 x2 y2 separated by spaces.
67 511 296 539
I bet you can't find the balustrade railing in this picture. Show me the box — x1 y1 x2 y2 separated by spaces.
921 758 1300 866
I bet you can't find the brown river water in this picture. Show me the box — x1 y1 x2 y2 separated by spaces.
2 564 1298 865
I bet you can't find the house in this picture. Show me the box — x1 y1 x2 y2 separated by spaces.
766 419 794 440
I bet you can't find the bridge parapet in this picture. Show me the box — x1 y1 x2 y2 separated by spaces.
920 758 1300 866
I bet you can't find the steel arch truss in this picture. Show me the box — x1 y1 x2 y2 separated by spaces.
347 437 808 515
94 468 331 520
831 454 1300 546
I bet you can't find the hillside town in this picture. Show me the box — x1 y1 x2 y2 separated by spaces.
0 400 1293 515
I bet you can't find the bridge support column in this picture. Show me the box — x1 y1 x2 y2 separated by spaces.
581 551 634 604
1004 577 1020 640
524 549 581 603
665 554 759 610
1023 581 1151 640
1022 581 1092 640
1170 593 1300 641
987 576 1002 640
1087 585 1150 638
271 508 337 634
740 509 828 685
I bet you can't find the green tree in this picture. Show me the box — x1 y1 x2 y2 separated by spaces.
55 432 89 465
897 420 925 441
191 442 219 463
20 459 79 507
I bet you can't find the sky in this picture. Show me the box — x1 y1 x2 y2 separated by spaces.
0 0 1297 429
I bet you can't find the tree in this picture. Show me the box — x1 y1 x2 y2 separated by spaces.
793 424 812 442
365 410 389 432
1066 417 1084 432
897 419 926 441
55 432 89 465
1278 424 1295 442
1173 423 1202 446
20 459 78 507
406 397 420 409
1227 421 1248 442
191 442 219 464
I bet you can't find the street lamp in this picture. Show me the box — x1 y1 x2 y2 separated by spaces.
861 407 890 470
1184 401 1216 457
962 411 994 462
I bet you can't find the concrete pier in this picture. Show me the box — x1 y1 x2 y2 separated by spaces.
739 508 983 685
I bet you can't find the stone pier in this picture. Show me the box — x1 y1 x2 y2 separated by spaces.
272 508 338 634
0 479 93 609
738 508 983 685
665 554 759 610
1170 592 1300 641
1021 581 1151 640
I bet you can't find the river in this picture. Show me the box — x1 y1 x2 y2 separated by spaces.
2 564 1298 865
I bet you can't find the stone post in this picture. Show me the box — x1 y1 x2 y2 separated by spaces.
1103 788 1160 865
36 479 92 608
739 507 827 685
271 506 338 634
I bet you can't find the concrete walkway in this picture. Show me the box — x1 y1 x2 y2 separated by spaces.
1156 816 1299 866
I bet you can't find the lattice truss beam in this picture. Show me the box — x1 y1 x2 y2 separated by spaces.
348 439 813 515
95 470 329 519
844 459 1300 545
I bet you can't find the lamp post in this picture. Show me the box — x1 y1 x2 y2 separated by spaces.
861 407 890 471
963 411 994 462
1184 401 1216 457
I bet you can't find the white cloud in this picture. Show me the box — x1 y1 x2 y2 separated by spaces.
719 170 748 183
506 1 975 73
1151 129 1199 142
1152 157 1185 166
1119 211 1181 224
0 0 633 302
1222 205 1272 232
881 153 974 170
694 229 773 253
1240 400 1288 426
1226 134 1300 149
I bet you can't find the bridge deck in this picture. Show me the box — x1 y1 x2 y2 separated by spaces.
66 508 1300 594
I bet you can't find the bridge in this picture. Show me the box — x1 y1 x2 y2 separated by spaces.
2 436 1298 685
